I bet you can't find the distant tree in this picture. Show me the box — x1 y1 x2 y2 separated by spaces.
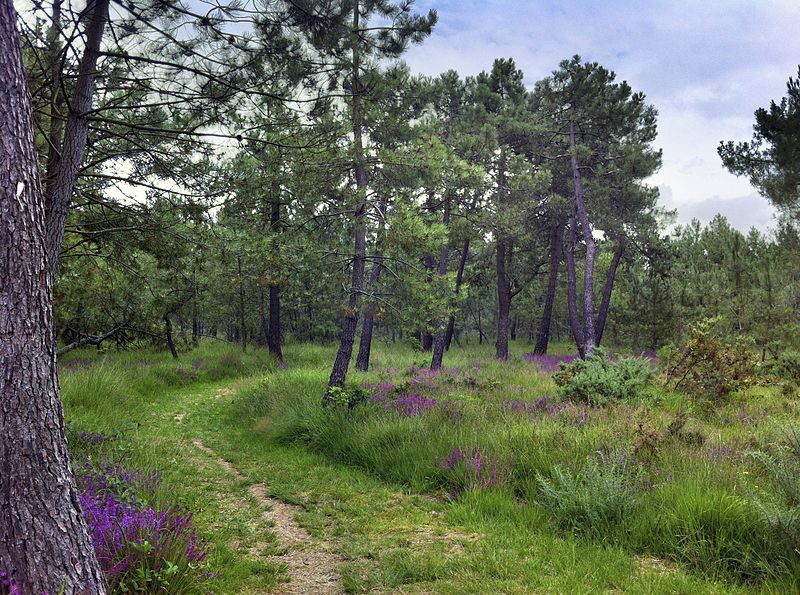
0 2 106 591
719 66 800 216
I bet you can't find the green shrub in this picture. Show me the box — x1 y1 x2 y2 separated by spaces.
552 350 652 406
662 318 758 400
535 450 643 536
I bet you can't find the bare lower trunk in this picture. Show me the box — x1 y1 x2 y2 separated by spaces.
237 255 246 352
44 0 109 276
431 193 453 370
355 253 384 371
444 238 469 350
327 0 368 393
570 121 596 354
534 222 564 355
0 5 107 590
565 215 586 358
165 314 179 359
356 195 389 372
595 242 625 346
496 238 511 360
256 287 267 347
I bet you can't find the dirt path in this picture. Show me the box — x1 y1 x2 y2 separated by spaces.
192 437 344 594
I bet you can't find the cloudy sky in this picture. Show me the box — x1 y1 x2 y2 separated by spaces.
401 0 800 232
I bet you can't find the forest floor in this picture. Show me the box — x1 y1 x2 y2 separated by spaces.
61 341 797 593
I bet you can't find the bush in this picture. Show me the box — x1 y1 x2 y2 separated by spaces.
662 318 757 400
552 350 652 406
535 450 643 536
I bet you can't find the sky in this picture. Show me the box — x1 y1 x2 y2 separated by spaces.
401 0 800 232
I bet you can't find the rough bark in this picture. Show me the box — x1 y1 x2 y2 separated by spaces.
565 215 586 358
431 193 453 370
43 0 64 206
444 238 469 351
44 0 109 276
534 222 564 355
594 242 625 346
327 0 368 392
570 121 597 354
237 254 247 351
355 195 389 372
0 3 107 590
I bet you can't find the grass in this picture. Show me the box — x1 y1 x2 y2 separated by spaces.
60 339 800 593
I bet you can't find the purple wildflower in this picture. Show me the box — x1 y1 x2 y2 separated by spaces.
390 393 438 417
0 569 21 595
439 447 510 496
78 431 108 445
706 444 734 463
522 353 578 373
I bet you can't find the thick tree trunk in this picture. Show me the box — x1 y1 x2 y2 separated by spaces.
444 238 469 351
327 0 368 393
595 242 625 346
164 314 179 359
268 195 283 361
565 215 586 358
534 222 564 355
431 193 453 370
570 121 597 354
0 4 107 590
356 195 389 372
43 0 64 204
237 255 247 351
44 0 109 276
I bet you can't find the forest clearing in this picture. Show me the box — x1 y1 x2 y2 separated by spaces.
2 0 800 593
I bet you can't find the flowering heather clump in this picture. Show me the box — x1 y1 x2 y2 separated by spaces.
706 444 735 463
79 431 108 445
522 353 578 373
440 447 510 496
0 569 21 595
77 462 209 592
390 393 438 417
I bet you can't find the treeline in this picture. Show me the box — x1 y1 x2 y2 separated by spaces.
20 0 800 387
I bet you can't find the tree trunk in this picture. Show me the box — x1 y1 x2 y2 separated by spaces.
356 195 389 372
444 238 469 351
565 215 586 358
43 0 64 204
267 194 283 361
44 0 109 276
255 286 267 347
570 121 597 354
534 222 564 355
595 242 625 346
327 0 368 393
431 192 453 370
496 238 511 359
0 4 107 590
237 254 247 351
164 314 179 359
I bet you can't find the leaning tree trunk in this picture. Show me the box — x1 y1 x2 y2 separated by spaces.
444 238 469 351
327 0 368 393
570 121 597 355
44 0 109 277
495 238 512 360
0 4 107 591
164 314 179 359
594 241 625 346
565 214 586 358
534 222 564 355
355 194 389 372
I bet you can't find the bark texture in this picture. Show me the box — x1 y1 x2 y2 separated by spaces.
595 242 625 346
44 0 109 276
267 194 283 361
0 3 107 591
533 222 564 355
444 238 469 351
570 121 597 355
328 0 367 391
355 196 388 372
565 215 586 358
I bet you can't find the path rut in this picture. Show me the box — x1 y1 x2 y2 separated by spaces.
192 438 343 594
